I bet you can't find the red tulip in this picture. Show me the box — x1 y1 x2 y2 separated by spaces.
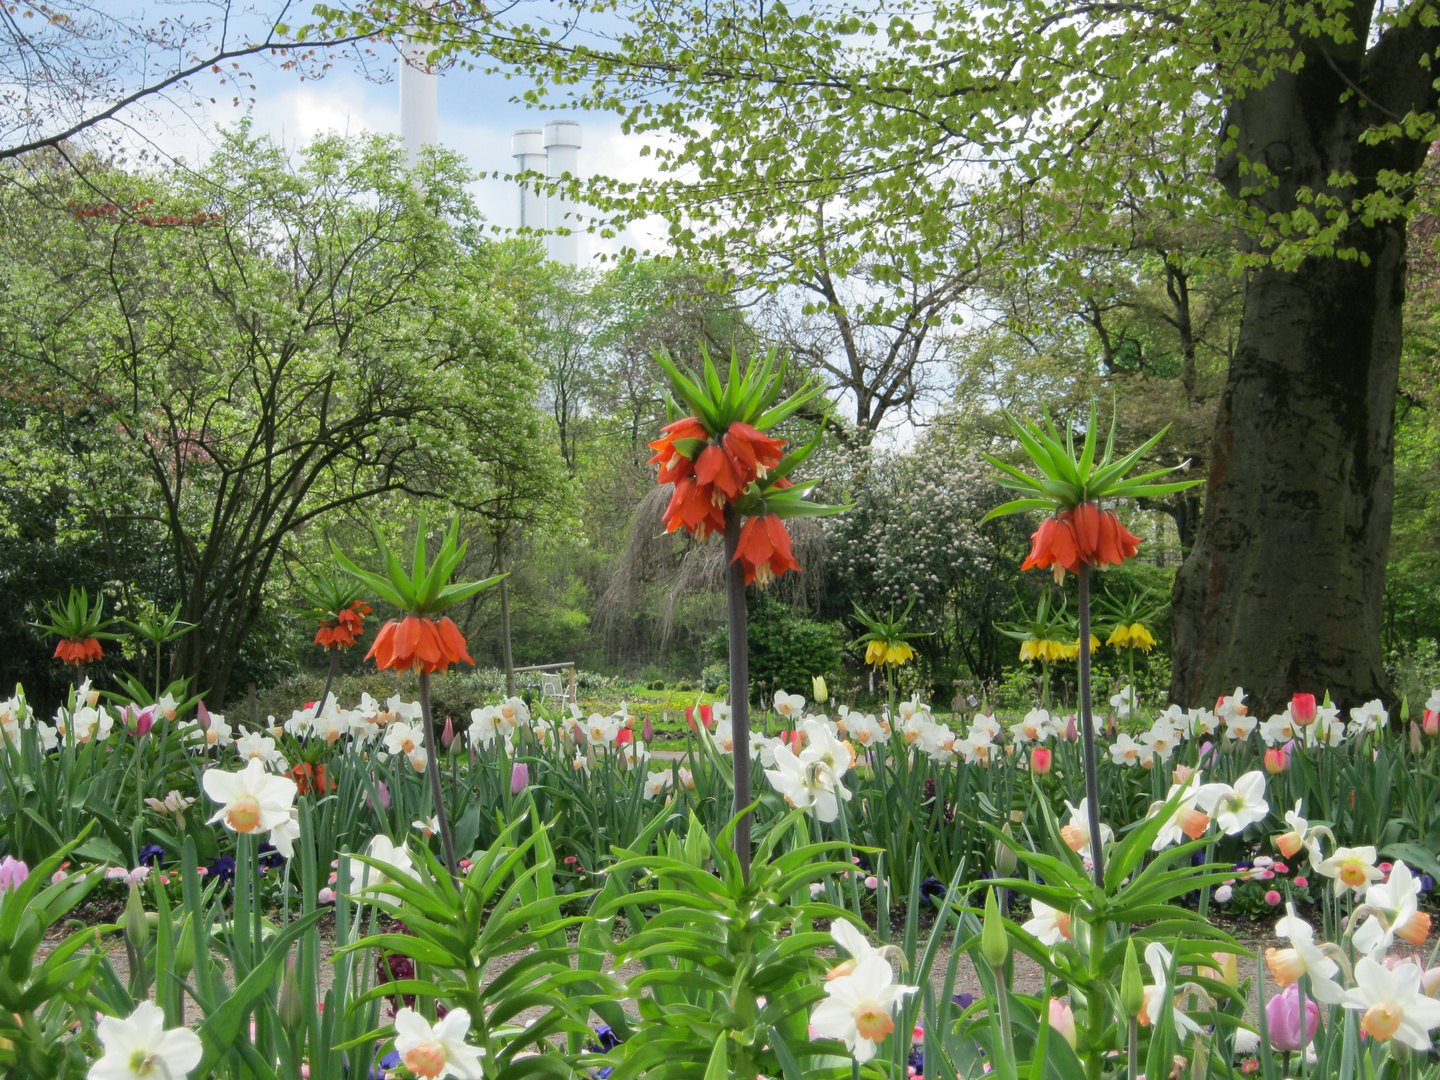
1291 693 1317 727
1031 747 1053 775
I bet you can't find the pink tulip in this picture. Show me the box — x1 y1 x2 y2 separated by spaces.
1047 1000 1077 1049
1031 747 1053 775
1425 708 1440 737
441 716 455 748
1265 982 1318 1051
642 718 654 742
126 704 157 738
1263 747 1288 774
0 856 28 893
196 698 212 731
1291 693 1317 727
510 762 530 794
1063 716 1078 741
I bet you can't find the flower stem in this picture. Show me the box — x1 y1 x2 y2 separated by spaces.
1077 563 1105 888
316 649 339 721
417 669 459 884
724 509 752 883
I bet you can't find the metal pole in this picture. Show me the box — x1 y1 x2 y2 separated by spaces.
724 509 751 881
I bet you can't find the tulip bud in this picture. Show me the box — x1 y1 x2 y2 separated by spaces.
980 888 1009 968
1291 693 1317 727
1412 722 1424 755
995 824 1018 877
1263 747 1288 774
278 959 305 1030
1063 716 1078 741
812 676 828 704
124 879 149 951
642 717 654 743
1205 951 1239 990
1048 999 1077 1049
196 698 212 731
1120 940 1144 1018
441 715 455 748
1030 747 1052 775
510 761 530 794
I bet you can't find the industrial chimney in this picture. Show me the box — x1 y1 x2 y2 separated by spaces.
398 2 438 165
511 129 547 232
543 119 582 267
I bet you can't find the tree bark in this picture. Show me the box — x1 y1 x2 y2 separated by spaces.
1172 15 1440 716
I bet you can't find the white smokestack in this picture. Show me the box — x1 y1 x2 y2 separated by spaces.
398 3 438 165
511 129 547 233
544 119 582 267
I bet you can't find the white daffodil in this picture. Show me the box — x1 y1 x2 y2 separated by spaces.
1266 903 1345 1003
1274 801 1327 865
847 713 886 749
1341 956 1440 1051
202 758 297 837
1021 899 1072 946
1109 732 1143 767
1196 771 1268 834
810 955 917 1063
1109 685 1137 719
496 697 529 732
1259 711 1299 746
710 720 736 755
762 719 853 822
1348 700 1388 738
1010 709 1054 744
1317 845 1384 897
1060 799 1114 861
384 722 425 757
468 707 498 749
1215 688 1247 721
89 1000 203 1080
969 712 1002 740
412 816 440 839
957 730 996 765
1187 708 1220 739
393 1006 484 1079
1353 861 1431 957
1148 775 1210 851
774 690 806 718
1224 711 1258 741
1138 720 1179 763
916 722 956 763
642 769 672 799
828 919 881 978
234 730 284 768
353 834 415 894
1139 942 1204 1035
268 809 301 859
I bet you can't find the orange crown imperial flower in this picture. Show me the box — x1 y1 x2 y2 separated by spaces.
732 514 802 586
314 600 372 650
367 615 474 674
54 638 105 665
982 402 1202 582
34 587 117 667
331 510 504 676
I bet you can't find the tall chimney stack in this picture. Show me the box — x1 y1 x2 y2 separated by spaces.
511 129 547 232
544 120 583 267
398 2 438 165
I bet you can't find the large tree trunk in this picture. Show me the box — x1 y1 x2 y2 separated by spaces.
1171 14 1438 717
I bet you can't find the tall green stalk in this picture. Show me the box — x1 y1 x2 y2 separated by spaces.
724 509 752 882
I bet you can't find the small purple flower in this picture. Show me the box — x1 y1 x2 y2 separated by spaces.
204 855 236 883
951 992 974 1010
138 844 167 867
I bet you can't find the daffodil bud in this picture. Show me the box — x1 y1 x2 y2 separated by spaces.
1120 940 1144 1018
124 879 149 951
173 914 196 977
980 887 1009 968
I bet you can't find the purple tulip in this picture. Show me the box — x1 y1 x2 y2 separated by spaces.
642 718 654 743
365 778 391 811
1265 982 1318 1051
127 704 157 738
441 715 456 748
510 762 530 795
0 856 29 893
